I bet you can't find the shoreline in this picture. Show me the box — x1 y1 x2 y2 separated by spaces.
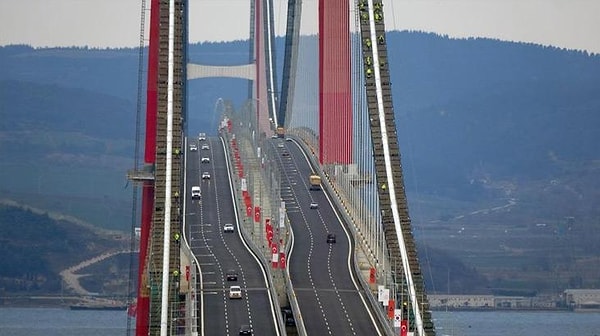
0 296 129 309
431 306 569 312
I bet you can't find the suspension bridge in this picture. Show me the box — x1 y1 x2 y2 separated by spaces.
127 0 436 335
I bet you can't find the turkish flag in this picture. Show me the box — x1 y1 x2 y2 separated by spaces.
369 267 376 284
265 220 272 233
400 319 408 336
127 303 137 317
254 206 261 222
279 252 286 269
387 300 395 318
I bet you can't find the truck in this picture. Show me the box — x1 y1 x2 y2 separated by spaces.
309 174 321 190
276 127 285 138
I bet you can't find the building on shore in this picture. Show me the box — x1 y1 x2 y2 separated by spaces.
429 295 495 310
564 289 600 311
430 290 600 311
429 294 561 310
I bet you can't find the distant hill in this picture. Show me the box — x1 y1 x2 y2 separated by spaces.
390 33 600 196
1 32 599 294
0 203 129 297
0 79 135 231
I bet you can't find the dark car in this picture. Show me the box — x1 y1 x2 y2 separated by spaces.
281 308 295 326
226 269 238 281
239 324 252 335
326 233 336 244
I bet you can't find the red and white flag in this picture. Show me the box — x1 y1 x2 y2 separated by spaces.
254 206 261 222
279 252 286 269
127 303 137 317
387 300 395 318
400 319 408 336
369 267 376 284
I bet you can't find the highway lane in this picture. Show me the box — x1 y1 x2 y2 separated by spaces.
271 138 383 335
185 136 279 336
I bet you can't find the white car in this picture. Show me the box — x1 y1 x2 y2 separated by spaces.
189 143 198 151
229 285 242 299
201 144 210 150
310 202 318 209
201 157 210 163
202 172 211 179
191 186 201 199
223 223 235 233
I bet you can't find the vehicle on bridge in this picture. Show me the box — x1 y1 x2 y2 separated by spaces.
202 172 211 179
226 269 238 281
326 233 336 244
189 143 198 151
229 285 242 299
276 126 285 138
281 307 295 326
238 324 252 335
201 157 210 163
191 186 201 199
198 132 206 141
223 223 235 233
201 144 210 150
309 202 318 209
309 174 321 190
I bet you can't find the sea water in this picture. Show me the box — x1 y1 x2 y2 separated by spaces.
433 310 600 336
0 307 128 336
1 307 599 336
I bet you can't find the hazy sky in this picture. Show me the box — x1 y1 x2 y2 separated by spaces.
0 0 598 53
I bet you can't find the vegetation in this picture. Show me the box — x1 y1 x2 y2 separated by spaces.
0 204 128 295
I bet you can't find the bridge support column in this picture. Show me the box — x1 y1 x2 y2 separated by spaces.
319 0 353 165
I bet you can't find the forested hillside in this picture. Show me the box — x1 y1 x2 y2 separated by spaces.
0 204 127 295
